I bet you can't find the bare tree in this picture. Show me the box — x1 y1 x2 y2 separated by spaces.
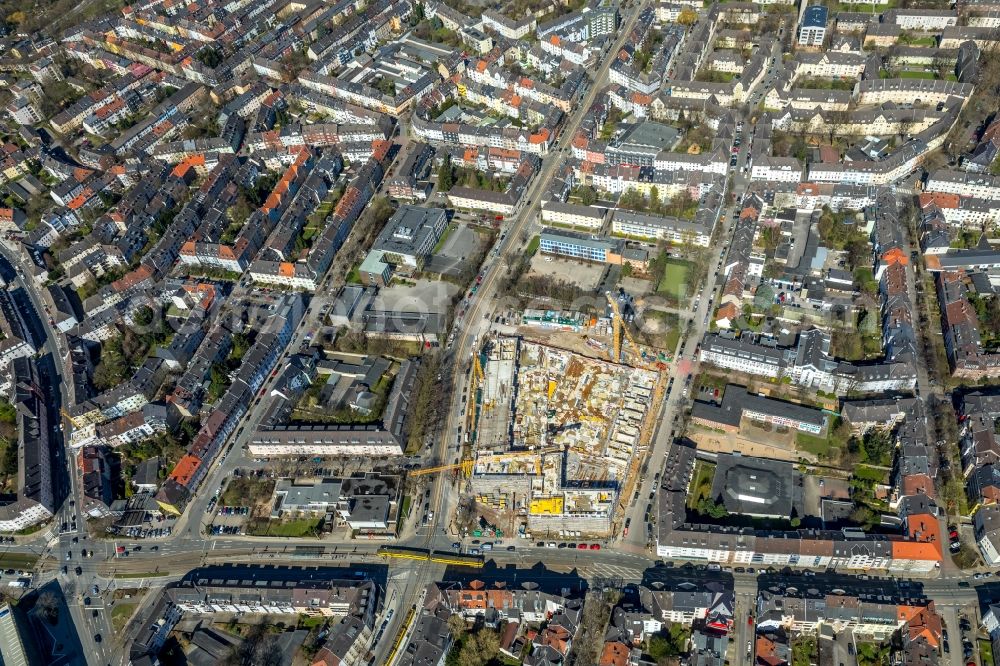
35 592 59 625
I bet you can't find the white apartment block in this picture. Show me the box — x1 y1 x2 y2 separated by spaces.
751 157 803 183
0 501 53 533
794 53 866 79
797 24 826 47
247 438 404 457
697 340 784 379
926 171 1000 200
655 538 938 573
611 210 711 246
541 202 607 230
888 9 957 30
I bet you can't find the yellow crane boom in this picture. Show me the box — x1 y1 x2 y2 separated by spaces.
606 292 639 363
409 459 475 477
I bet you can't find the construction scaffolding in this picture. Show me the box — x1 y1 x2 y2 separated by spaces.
465 335 667 537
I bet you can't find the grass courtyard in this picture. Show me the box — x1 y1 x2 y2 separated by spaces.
657 258 692 303
687 460 716 509
795 421 839 461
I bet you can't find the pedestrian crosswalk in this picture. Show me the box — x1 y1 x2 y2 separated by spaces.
580 562 646 582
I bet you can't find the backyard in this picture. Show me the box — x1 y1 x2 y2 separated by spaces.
686 460 716 509
791 634 818 666
797 77 855 91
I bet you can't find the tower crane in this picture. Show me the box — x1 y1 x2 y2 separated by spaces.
605 291 640 364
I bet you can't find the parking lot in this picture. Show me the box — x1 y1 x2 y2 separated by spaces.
210 505 250 536
527 253 605 291
426 223 485 277
372 279 460 313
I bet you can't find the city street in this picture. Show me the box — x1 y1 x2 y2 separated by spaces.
0 3 995 664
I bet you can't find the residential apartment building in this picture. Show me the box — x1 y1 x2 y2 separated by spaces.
610 210 712 246
541 202 608 230
798 5 828 46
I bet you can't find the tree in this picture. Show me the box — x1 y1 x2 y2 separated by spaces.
696 497 728 519
36 592 59 625
133 305 155 328
753 283 775 310
759 225 780 252
208 363 229 402
860 429 894 466
677 7 697 25
570 591 614 664
437 155 453 191
849 504 877 528
446 613 467 636
648 624 689 661
456 628 500 666
94 337 130 390
195 47 223 69
845 237 869 272
0 399 16 425
578 186 597 206
649 185 660 212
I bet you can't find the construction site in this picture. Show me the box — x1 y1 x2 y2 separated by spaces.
465 324 666 538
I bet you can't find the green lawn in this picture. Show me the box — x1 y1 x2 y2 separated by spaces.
116 571 170 579
249 518 323 537
346 262 362 284
898 70 936 79
687 460 717 509
298 614 328 630
111 603 136 633
834 0 895 11
697 71 736 83
795 425 837 459
432 224 457 254
657 259 692 302
0 553 38 570
979 639 993 666
664 326 680 352
900 36 937 47
526 235 540 256
401 495 412 520
797 77 855 91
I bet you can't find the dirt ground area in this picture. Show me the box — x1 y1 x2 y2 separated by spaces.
528 254 605 291
620 276 656 297
513 327 612 362
688 421 807 462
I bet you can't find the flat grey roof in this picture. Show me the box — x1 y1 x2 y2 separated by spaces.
711 453 802 518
